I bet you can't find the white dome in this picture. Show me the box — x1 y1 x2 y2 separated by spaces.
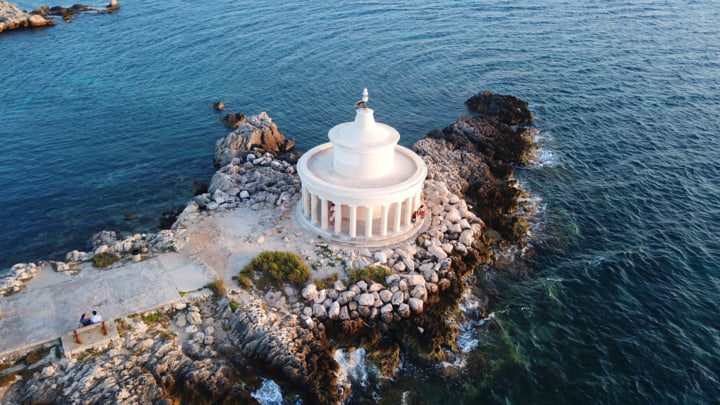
328 108 400 179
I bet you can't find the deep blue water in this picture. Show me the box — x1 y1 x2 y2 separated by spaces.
2 1 719 404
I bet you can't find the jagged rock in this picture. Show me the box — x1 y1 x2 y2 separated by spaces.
328 301 340 319
213 101 225 111
368 282 384 293
91 230 117 248
302 283 319 301
187 311 202 325
408 298 424 314
374 250 388 263
339 305 350 321
356 293 374 307
337 290 355 306
459 229 475 247
214 112 295 167
404 274 426 287
428 244 448 260
379 289 393 303
312 303 327 319
465 91 533 125
410 285 427 300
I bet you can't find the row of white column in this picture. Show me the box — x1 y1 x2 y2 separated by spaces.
302 188 423 238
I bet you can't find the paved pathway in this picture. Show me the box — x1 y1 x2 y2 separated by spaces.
0 253 216 357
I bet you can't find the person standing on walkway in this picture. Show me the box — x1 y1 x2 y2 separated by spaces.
279 199 288 219
90 310 102 324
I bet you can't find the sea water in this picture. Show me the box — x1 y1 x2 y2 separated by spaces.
1 0 719 403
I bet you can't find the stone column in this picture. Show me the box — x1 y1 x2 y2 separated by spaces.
393 201 401 232
403 197 413 226
334 203 342 234
413 192 422 212
302 188 311 217
321 199 329 229
380 205 389 237
365 205 373 237
349 205 357 237
311 193 318 225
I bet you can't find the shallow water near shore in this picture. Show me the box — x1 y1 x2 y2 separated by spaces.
2 0 720 404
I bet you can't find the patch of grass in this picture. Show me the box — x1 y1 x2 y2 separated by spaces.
76 343 112 362
314 243 333 259
240 251 310 289
115 318 132 338
314 273 339 290
154 330 176 341
92 252 119 268
205 280 226 299
348 265 392 285
23 346 51 366
228 300 240 312
140 312 164 325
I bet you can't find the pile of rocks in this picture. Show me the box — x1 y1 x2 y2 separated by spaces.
298 178 484 327
174 150 301 228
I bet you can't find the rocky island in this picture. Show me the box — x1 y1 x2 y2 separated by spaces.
0 0 118 33
0 91 536 404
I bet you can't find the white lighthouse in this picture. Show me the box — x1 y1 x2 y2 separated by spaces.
296 89 427 246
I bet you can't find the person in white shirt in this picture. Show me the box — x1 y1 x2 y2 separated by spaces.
90 310 102 324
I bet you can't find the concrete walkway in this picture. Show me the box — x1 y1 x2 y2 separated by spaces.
0 253 216 357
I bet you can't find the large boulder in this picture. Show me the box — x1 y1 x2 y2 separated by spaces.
214 112 295 167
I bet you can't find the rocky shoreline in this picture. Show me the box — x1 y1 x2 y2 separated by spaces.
0 0 119 34
0 91 536 404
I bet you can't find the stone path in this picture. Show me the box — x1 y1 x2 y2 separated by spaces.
0 253 216 357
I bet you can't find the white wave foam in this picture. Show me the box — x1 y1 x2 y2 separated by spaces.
251 378 284 405
335 347 371 390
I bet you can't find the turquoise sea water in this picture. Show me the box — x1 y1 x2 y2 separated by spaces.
2 1 719 403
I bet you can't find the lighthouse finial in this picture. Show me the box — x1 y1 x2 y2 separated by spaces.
354 88 369 109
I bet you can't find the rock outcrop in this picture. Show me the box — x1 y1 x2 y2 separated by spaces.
0 0 119 33
0 1 54 33
418 111 537 242
465 90 533 125
214 112 295 167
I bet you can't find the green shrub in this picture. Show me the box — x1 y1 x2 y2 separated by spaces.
205 280 226 299
240 251 310 288
92 252 119 268
228 301 240 312
348 266 392 284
